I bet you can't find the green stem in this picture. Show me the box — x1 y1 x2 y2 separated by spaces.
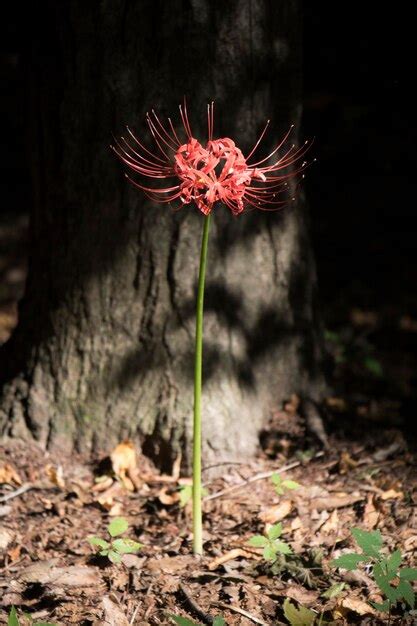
192 213 211 555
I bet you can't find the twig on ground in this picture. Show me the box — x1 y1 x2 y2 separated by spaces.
208 547 261 571
179 583 213 624
214 602 270 626
202 461 246 473
142 581 156 620
129 603 140 625
204 452 324 502
0 555 28 573
0 483 33 503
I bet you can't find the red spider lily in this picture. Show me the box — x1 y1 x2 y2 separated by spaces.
112 102 311 216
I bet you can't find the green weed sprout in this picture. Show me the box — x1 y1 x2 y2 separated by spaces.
271 473 300 495
88 517 143 564
247 522 292 562
331 527 417 613
8 606 57 626
178 484 208 508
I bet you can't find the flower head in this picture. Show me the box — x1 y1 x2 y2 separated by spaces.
112 102 311 216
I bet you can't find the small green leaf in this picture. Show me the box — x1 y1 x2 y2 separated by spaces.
271 474 285 495
107 549 122 563
396 580 415 609
247 535 268 548
108 517 129 537
274 540 292 555
331 553 368 570
8 607 20 626
351 528 383 558
112 538 144 554
168 615 202 626
322 582 345 599
281 479 300 491
212 619 226 626
283 598 316 626
263 544 278 562
99 548 110 557
400 567 417 581
364 356 383 377
385 549 402 578
179 485 192 507
324 329 341 344
371 600 391 613
295 449 315 463
88 536 110 550
267 523 282 541
179 485 208 508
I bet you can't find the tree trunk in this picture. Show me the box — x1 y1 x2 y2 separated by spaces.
0 0 325 470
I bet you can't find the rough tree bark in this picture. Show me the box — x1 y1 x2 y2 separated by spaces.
0 0 325 469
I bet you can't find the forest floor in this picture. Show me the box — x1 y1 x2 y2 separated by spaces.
1 212 416 625
0 411 416 626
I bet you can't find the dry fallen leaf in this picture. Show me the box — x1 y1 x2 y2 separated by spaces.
283 584 319 606
321 508 339 534
0 526 14 550
380 488 403 500
259 500 292 524
121 553 146 569
146 555 196 575
45 464 65 489
208 548 260 571
68 480 91 504
158 486 180 506
91 476 114 493
107 502 124 516
339 451 358 474
310 493 364 511
404 534 417 552
339 595 377 616
18 561 101 587
363 494 380 528
0 462 22 485
101 596 130 626
95 482 125 512
7 544 22 562
110 441 137 491
290 516 302 531
0 504 12 517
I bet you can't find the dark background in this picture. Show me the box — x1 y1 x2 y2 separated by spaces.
303 4 416 317
1 2 416 424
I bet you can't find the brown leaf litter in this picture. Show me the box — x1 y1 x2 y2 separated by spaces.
0 430 416 625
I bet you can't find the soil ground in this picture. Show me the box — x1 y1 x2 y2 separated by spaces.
0 414 416 625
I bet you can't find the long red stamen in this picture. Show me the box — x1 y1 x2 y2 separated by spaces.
126 126 168 165
247 125 295 167
113 104 311 216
